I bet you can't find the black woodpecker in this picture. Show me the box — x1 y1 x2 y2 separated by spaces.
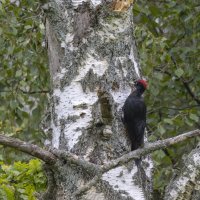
122 79 147 152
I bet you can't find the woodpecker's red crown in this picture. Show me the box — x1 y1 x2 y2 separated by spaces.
137 79 147 89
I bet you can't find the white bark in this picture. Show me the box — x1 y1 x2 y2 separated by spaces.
164 145 200 200
43 0 152 199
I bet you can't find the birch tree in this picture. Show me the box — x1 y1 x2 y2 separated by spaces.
43 0 153 199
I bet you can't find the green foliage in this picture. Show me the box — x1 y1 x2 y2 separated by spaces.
134 0 200 197
0 159 46 200
0 0 49 149
0 0 48 198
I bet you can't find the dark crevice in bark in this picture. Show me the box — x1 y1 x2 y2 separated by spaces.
98 89 114 125
41 164 57 200
73 2 97 46
137 164 152 200
81 69 99 92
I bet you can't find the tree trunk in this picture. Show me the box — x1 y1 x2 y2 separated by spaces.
164 146 200 200
43 1 152 199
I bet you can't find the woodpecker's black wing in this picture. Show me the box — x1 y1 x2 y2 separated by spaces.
123 93 146 151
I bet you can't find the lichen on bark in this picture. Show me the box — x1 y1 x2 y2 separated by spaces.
164 146 200 200
43 0 152 199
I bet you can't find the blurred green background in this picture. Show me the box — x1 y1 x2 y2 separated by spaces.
0 0 48 199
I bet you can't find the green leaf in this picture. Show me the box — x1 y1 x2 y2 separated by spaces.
16 70 22 77
24 25 32 30
149 5 161 16
0 185 14 200
175 68 184 77
189 113 199 122
158 124 165 135
151 87 159 96
163 118 173 125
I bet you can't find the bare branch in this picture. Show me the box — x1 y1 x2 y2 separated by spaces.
147 105 200 114
0 134 56 164
54 130 199 175
74 129 200 196
1 129 199 168
19 89 50 94
102 129 200 172
1 129 199 197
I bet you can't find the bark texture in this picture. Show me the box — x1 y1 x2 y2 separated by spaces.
164 144 200 200
43 0 152 199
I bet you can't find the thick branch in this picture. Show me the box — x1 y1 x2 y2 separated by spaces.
1 129 199 168
0 134 56 164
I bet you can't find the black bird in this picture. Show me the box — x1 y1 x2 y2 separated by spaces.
122 79 147 152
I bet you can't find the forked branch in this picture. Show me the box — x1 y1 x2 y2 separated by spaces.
0 129 199 171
